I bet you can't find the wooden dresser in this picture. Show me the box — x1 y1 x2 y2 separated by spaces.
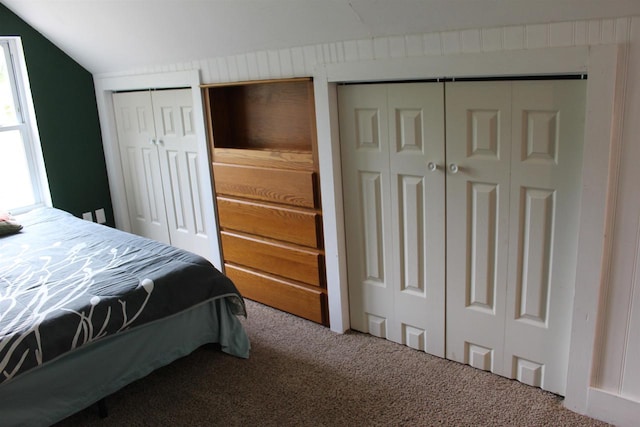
203 78 328 326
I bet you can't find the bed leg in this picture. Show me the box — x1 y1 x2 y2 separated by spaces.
97 398 108 419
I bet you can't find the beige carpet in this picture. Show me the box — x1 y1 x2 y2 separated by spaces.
57 300 608 426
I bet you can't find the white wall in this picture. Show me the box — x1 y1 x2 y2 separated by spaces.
595 19 640 398
95 15 640 427
585 17 640 426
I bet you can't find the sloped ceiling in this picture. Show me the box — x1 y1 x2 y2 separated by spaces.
2 0 640 75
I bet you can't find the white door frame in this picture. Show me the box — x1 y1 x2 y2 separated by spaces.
312 44 625 414
94 70 223 269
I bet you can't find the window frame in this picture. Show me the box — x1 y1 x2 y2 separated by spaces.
0 37 51 213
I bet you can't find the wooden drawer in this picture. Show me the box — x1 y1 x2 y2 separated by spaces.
217 196 321 248
213 163 317 208
221 231 323 287
212 148 315 171
226 263 328 325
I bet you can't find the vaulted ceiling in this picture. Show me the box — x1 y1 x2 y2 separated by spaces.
2 0 640 75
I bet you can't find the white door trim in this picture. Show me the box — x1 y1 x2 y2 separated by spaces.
312 44 623 414
94 70 223 269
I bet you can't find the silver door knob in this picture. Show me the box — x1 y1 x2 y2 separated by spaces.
427 162 438 172
449 163 459 174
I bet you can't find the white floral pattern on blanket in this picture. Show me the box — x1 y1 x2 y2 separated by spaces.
0 240 153 382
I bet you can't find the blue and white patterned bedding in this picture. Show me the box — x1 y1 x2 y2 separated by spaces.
0 207 246 385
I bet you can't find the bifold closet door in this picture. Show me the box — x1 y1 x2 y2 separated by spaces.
445 80 586 395
339 83 446 357
150 90 210 258
113 91 170 244
444 81 513 378
113 89 210 259
340 79 586 395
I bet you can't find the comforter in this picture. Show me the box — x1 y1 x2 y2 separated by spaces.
0 208 246 385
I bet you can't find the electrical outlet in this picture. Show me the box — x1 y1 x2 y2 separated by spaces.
82 212 93 221
95 208 106 224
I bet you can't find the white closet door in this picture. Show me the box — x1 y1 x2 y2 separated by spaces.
339 83 446 356
446 80 585 395
388 84 445 356
113 91 170 244
504 80 586 395
340 79 585 394
152 89 210 259
339 84 396 342
445 82 513 374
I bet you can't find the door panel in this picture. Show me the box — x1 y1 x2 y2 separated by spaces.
445 82 512 373
504 81 586 394
113 91 170 244
339 84 396 341
152 89 211 259
388 84 445 356
340 83 445 356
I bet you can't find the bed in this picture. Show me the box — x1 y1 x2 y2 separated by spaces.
0 207 250 426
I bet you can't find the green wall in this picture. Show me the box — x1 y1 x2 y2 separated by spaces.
0 4 114 226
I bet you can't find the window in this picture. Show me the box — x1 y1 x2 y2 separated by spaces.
0 37 50 213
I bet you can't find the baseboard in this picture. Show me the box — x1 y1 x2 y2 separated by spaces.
587 387 640 426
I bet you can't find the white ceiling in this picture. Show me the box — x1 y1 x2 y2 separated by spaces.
2 0 640 75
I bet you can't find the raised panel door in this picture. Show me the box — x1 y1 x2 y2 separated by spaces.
339 83 446 356
114 89 212 261
152 89 211 259
445 82 513 375
338 80 586 394
504 80 586 395
446 80 586 395
339 84 396 342
388 84 445 356
113 91 170 244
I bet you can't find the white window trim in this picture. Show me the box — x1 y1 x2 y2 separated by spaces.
1 37 51 213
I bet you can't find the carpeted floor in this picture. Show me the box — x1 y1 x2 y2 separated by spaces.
57 300 608 426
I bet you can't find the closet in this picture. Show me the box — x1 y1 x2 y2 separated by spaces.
203 78 329 326
338 80 586 395
112 89 211 259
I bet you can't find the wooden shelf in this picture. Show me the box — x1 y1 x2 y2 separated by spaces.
206 79 316 152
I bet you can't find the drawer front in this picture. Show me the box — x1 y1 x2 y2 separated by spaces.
212 148 315 171
217 197 321 248
221 231 323 287
226 263 328 325
213 163 317 208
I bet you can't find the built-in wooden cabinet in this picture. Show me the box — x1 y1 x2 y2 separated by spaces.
203 78 328 326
